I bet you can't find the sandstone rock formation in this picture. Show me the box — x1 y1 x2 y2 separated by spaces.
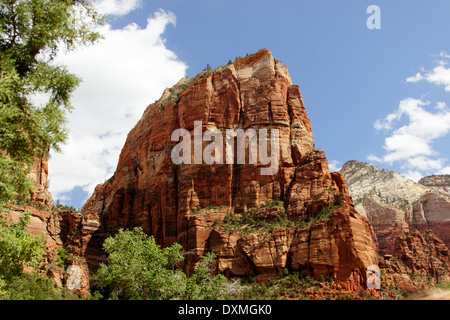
341 160 450 254
380 229 450 293
27 153 53 206
419 175 450 197
3 205 103 291
82 49 378 288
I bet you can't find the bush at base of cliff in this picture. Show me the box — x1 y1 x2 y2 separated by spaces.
0 209 83 300
0 272 83 300
0 210 44 280
93 227 236 300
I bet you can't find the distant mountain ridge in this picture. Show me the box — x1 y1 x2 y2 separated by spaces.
419 175 450 197
341 160 450 254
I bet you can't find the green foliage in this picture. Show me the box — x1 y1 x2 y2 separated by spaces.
0 156 34 203
94 227 186 300
55 247 68 268
185 252 229 300
1 272 82 300
53 199 80 212
214 200 342 235
435 282 450 290
94 227 237 300
0 277 8 299
238 273 314 300
0 210 44 280
0 0 105 203
0 209 83 300
202 63 212 72
192 204 227 216
236 272 364 300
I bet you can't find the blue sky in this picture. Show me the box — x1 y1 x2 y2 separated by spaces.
50 0 450 209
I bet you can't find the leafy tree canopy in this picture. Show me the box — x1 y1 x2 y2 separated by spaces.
95 227 187 300
94 227 232 300
0 0 105 203
0 210 44 281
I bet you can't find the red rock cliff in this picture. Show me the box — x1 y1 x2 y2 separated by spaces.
82 49 378 287
25 152 53 206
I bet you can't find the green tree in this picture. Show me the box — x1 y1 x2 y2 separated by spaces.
185 251 229 300
0 0 105 203
203 63 212 72
94 227 233 300
0 210 89 300
94 227 188 300
1 272 83 300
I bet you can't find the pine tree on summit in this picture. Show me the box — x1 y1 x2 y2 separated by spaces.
0 0 105 203
203 63 212 72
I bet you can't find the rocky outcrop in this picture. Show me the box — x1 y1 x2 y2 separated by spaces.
82 49 378 288
27 153 53 206
198 202 376 288
380 229 450 293
419 175 450 196
3 205 104 291
341 160 450 254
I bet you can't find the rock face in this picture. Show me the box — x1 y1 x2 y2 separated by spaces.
419 175 450 197
3 205 102 291
27 153 53 206
82 49 378 287
341 160 450 254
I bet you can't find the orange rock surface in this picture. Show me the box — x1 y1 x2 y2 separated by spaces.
381 229 450 293
27 153 53 206
3 205 103 291
82 49 378 288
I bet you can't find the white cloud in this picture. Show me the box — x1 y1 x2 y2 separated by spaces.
94 0 142 16
374 111 402 130
367 154 382 163
369 97 450 175
402 170 423 183
436 102 448 111
48 9 187 205
328 160 341 172
438 166 450 175
425 65 450 92
440 51 450 59
406 54 450 91
371 53 450 180
406 72 424 83
405 156 445 172
382 132 434 163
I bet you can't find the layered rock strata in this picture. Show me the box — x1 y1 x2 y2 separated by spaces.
24 153 53 206
419 175 450 197
3 205 103 291
380 229 450 293
341 160 450 254
82 49 378 287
